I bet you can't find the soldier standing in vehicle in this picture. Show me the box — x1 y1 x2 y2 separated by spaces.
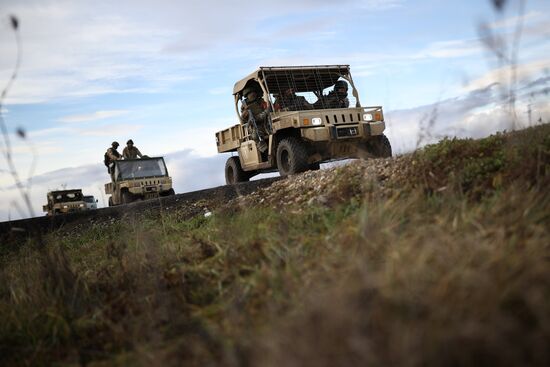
105 141 122 181
315 80 350 109
274 87 313 111
123 139 143 159
241 87 269 153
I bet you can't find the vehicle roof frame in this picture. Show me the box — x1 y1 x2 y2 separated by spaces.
232 65 362 121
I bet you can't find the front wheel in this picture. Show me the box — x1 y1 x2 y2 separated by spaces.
368 135 392 158
225 156 249 184
276 137 309 176
121 191 134 204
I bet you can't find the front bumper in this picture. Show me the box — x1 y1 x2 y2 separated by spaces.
128 185 173 196
301 121 385 142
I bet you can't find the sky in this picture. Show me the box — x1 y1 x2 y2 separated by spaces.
1 0 549 220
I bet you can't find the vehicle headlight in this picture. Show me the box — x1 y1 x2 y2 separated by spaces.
63 205 68 209
79 203 85 207
363 113 373 121
312 117 323 126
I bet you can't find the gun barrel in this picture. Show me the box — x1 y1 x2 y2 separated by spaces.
243 100 263 142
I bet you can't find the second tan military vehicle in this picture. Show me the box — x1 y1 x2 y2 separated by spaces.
43 189 88 215
215 65 392 184
105 157 175 206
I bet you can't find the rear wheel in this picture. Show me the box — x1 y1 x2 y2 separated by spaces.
225 156 249 184
309 162 321 171
122 191 134 204
368 134 392 158
276 137 309 176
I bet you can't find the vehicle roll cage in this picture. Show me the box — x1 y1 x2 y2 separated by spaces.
233 65 361 121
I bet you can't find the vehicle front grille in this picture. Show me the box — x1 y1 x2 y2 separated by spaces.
66 205 83 212
141 179 163 186
323 112 362 125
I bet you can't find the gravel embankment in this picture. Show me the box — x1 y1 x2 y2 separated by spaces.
229 156 412 210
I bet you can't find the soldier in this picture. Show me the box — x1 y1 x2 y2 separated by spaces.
241 87 269 153
315 80 350 109
274 87 313 111
105 141 122 182
123 139 143 159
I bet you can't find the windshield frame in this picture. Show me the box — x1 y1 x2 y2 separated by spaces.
114 157 168 181
50 190 83 203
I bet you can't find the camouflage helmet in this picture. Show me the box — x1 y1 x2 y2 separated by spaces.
243 83 264 99
334 80 348 91
242 86 255 98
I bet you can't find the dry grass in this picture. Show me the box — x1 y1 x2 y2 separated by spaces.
1 124 549 366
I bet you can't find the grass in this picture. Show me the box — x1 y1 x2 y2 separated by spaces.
1 124 549 366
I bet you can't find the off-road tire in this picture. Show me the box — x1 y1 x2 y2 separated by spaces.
167 188 175 196
225 156 249 184
369 134 392 158
122 190 134 204
309 162 321 171
276 137 309 176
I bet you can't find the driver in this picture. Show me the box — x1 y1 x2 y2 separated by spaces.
315 80 350 109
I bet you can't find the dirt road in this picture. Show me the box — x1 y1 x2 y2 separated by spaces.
0 177 281 248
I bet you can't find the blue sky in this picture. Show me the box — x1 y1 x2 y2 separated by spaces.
1 0 549 220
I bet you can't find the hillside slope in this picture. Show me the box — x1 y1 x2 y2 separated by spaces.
1 124 549 366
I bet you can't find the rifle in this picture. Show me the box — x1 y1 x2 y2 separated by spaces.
242 99 263 143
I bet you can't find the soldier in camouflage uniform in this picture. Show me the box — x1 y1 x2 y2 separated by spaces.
315 80 350 109
274 87 313 111
105 141 122 182
241 87 269 153
123 139 143 159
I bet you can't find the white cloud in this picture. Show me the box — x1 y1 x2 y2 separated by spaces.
0 3 190 104
160 118 235 157
0 0 406 105
488 10 542 30
28 126 72 138
357 0 404 10
78 123 144 137
464 58 550 92
385 80 549 154
59 110 130 123
414 39 482 59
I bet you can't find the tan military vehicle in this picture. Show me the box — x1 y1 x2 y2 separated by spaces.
43 189 88 215
215 65 392 184
105 157 175 206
